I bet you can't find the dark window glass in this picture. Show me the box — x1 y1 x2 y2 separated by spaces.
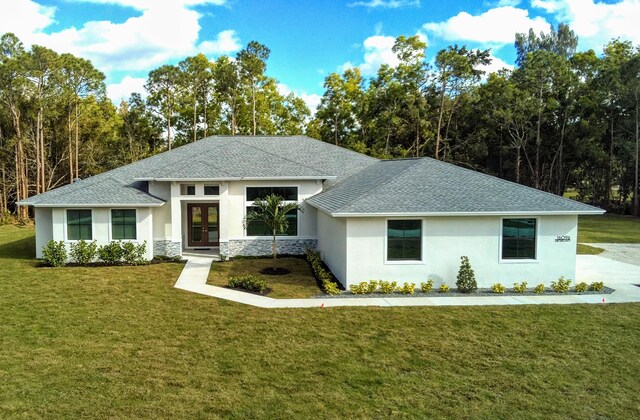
246 206 297 236
502 218 536 259
246 187 298 201
387 220 422 261
204 185 219 195
186 185 195 195
111 209 137 240
67 210 92 240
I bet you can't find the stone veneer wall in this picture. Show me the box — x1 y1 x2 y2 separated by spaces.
220 239 317 257
153 240 182 257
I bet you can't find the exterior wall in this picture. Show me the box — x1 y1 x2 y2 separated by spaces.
316 210 347 284
34 207 53 258
48 207 154 261
342 215 578 288
220 239 317 257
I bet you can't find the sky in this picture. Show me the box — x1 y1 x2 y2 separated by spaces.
1 0 639 111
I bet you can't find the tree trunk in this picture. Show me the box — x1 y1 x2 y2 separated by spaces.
75 101 79 180
435 83 447 160
35 112 41 195
40 105 46 192
68 109 73 184
634 87 639 217
252 81 257 136
167 110 172 151
605 109 614 209
515 146 521 184
272 230 277 259
534 86 543 190
193 95 197 143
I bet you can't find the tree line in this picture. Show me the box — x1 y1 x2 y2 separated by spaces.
1 24 638 222
310 24 639 216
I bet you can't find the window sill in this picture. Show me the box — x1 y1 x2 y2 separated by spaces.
384 259 425 265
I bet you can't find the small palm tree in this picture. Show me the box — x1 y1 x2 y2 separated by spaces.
244 194 303 259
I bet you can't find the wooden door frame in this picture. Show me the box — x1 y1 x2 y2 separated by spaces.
186 203 219 247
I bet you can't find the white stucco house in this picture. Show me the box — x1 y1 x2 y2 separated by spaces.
20 135 603 288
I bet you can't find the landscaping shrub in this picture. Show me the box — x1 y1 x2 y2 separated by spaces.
228 275 268 293
350 282 369 294
534 284 545 294
366 280 378 294
574 282 588 292
70 240 97 265
98 242 124 264
219 254 227 262
421 279 433 293
42 240 67 267
491 283 506 294
456 256 477 293
122 241 147 265
590 281 605 292
398 282 415 294
305 248 341 296
439 283 450 293
551 276 572 293
379 281 397 294
513 281 528 293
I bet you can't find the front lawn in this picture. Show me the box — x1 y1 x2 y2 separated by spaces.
207 256 322 298
2 225 640 418
578 214 640 244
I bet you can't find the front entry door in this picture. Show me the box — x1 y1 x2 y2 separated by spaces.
187 203 219 247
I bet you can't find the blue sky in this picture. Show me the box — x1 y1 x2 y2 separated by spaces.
1 0 638 110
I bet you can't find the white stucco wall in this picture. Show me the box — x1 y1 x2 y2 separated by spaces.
225 180 321 242
34 207 53 259
149 181 172 241
48 207 154 260
340 215 578 288
316 210 347 283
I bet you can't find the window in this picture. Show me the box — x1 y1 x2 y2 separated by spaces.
204 185 219 195
67 210 92 240
502 218 536 259
387 220 421 261
246 186 297 201
245 206 298 236
181 184 195 195
112 209 137 240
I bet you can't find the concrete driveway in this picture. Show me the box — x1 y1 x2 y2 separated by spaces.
586 243 640 266
576 254 640 303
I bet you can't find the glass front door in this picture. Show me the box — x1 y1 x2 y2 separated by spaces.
187 203 219 247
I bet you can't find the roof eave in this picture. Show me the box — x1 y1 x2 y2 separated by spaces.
136 176 337 182
321 209 606 217
18 202 166 208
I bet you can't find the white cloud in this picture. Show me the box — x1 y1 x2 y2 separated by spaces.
531 0 640 51
0 0 239 75
349 0 420 8
198 30 241 55
342 35 400 77
106 76 147 104
479 54 514 75
277 83 322 114
423 6 550 46
0 0 55 43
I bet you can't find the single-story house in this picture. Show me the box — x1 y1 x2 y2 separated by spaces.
20 135 604 288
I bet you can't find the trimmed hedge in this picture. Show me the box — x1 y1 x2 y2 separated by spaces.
305 248 342 296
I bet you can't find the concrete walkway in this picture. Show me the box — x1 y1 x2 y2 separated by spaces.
586 243 640 266
174 255 640 308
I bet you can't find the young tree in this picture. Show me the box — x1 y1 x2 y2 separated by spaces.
145 64 181 150
237 41 270 135
244 194 302 259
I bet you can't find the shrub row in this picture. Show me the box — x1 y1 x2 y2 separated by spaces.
305 249 341 295
348 279 452 295
228 275 268 293
489 277 605 294
42 240 148 267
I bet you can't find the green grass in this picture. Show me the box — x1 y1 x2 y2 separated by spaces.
207 257 321 298
576 243 605 255
578 214 640 243
2 225 640 417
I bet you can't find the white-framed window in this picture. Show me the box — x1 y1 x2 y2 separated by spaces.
66 209 93 241
244 186 299 237
180 184 195 195
111 209 137 240
204 185 219 195
386 219 422 261
501 218 537 260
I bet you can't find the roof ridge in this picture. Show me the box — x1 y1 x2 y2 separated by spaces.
331 158 423 213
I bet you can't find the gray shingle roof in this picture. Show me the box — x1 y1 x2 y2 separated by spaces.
20 135 377 207
306 157 604 215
